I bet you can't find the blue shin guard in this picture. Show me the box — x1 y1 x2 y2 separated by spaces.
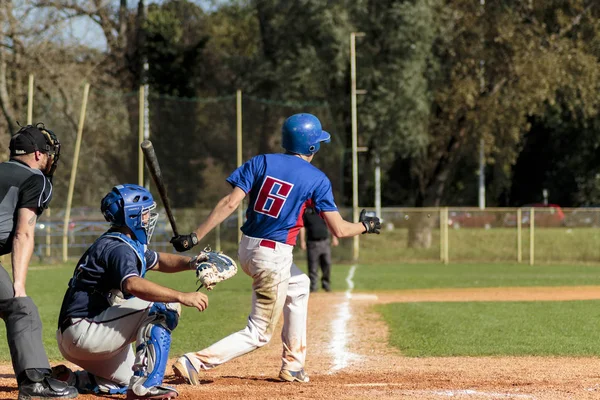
130 303 180 396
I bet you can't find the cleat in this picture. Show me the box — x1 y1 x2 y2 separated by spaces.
172 356 199 385
18 377 78 400
126 386 178 400
50 365 75 386
279 369 310 383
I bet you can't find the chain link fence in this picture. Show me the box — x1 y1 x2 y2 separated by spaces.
30 207 600 265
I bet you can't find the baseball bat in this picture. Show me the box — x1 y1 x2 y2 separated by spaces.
140 140 179 236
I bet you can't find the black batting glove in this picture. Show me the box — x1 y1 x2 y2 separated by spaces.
170 232 199 252
359 209 381 234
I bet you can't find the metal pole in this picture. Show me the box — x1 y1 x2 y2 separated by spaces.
138 86 145 186
143 63 150 190
443 207 449 264
236 90 243 244
63 83 90 262
374 152 381 220
479 138 485 209
517 208 522 263
350 32 364 262
529 207 535 266
439 208 444 262
45 207 51 258
27 75 34 125
478 0 486 210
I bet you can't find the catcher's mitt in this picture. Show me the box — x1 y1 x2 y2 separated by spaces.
191 247 238 291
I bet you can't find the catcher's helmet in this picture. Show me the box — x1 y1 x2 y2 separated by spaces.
101 184 158 245
281 113 331 156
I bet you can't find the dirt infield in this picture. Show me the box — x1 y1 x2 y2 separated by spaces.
2 286 600 400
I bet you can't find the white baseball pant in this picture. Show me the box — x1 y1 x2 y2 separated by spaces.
183 234 310 373
56 297 154 387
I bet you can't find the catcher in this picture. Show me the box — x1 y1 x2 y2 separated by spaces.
52 184 235 399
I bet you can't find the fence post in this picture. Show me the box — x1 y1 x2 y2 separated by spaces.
529 207 535 265
439 208 443 262
138 86 145 186
63 83 90 262
517 208 522 263
46 208 51 258
236 89 243 245
442 207 449 264
27 75 34 124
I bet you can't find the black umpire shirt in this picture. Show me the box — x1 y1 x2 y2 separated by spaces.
0 160 52 255
302 207 329 241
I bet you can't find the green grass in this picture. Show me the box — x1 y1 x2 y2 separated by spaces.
377 300 600 356
2 260 600 362
341 263 600 291
0 263 254 362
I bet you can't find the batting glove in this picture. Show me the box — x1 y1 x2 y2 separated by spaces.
171 232 199 252
359 209 381 234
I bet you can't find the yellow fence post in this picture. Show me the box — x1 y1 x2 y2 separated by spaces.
138 86 145 186
439 208 444 262
236 89 243 245
443 207 449 264
27 75 34 124
529 207 535 266
517 208 522 263
45 208 51 258
63 83 90 262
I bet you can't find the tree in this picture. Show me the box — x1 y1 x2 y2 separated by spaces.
354 0 600 247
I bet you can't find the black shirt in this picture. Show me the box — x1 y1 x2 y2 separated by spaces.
302 207 329 241
0 160 52 255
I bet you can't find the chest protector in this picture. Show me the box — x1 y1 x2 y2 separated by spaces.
69 232 148 295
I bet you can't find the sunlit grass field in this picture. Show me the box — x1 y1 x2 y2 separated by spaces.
0 259 599 361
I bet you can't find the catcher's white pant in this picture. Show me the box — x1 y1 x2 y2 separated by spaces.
56 297 155 387
183 234 310 372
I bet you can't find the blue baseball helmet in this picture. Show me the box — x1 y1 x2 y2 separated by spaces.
101 184 158 245
281 113 331 156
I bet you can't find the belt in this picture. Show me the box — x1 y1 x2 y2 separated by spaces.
259 239 277 249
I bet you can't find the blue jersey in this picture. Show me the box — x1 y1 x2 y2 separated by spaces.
58 232 159 322
227 154 337 245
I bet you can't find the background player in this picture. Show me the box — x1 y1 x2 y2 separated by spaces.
0 124 77 400
299 206 339 292
169 113 381 384
53 184 209 399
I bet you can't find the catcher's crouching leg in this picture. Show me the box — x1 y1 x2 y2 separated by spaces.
129 303 181 400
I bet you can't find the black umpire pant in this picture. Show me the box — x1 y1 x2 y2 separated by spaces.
0 263 51 378
307 239 332 292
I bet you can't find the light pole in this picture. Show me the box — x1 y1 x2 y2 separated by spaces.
351 32 365 262
478 0 486 210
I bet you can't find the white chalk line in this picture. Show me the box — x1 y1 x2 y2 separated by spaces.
344 385 535 399
329 265 361 372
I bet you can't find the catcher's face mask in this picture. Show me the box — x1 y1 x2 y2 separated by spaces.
37 124 61 177
142 203 159 244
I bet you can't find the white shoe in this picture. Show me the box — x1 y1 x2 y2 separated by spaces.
172 356 200 385
279 369 310 383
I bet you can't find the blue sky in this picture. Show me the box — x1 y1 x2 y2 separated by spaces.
61 0 222 51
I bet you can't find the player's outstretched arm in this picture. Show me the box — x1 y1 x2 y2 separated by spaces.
123 276 208 312
151 252 196 273
171 186 246 252
322 209 381 237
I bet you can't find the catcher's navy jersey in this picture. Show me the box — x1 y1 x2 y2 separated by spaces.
227 154 337 245
58 233 158 321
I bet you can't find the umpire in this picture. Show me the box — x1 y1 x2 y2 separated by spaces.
300 206 339 292
0 124 77 399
